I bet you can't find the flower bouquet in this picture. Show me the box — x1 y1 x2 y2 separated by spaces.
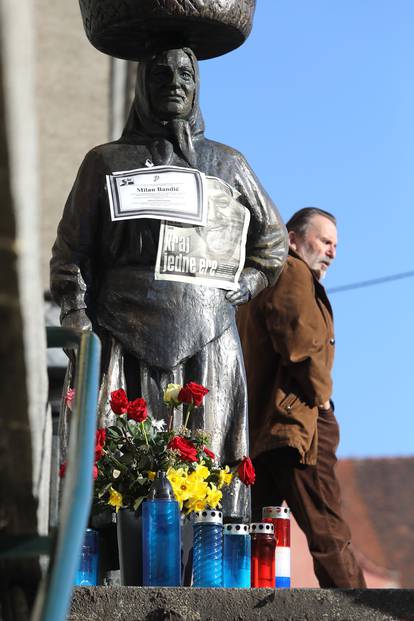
92 382 255 515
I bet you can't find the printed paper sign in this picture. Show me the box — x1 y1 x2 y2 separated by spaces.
155 176 250 291
106 165 207 226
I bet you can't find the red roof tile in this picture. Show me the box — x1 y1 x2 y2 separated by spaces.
336 457 414 587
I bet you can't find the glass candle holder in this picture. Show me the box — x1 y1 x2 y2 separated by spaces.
142 472 181 586
263 506 291 588
192 509 223 587
250 522 275 588
223 523 251 588
74 528 99 586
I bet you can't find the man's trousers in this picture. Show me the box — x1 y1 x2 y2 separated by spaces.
252 407 366 588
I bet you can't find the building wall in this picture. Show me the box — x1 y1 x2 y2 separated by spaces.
34 0 110 287
0 0 50 604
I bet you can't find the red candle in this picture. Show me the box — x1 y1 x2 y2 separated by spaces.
263 506 291 588
250 522 275 588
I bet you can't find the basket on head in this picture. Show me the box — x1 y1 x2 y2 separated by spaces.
79 0 256 61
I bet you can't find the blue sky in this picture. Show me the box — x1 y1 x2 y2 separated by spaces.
199 1 414 458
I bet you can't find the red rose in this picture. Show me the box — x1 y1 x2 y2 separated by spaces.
178 382 209 407
127 398 148 423
95 443 104 462
177 385 193 404
168 436 198 462
96 428 106 447
64 388 75 410
59 462 67 478
93 465 98 480
238 456 256 486
203 446 215 460
95 428 106 463
110 389 129 415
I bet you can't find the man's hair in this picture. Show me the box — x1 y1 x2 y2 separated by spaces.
286 207 336 238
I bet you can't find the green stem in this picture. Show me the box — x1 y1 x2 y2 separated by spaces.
184 403 194 429
103 449 128 472
141 422 149 446
168 404 175 432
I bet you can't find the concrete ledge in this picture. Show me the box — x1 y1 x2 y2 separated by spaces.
69 587 414 621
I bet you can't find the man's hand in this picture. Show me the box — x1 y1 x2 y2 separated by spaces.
61 309 92 332
319 400 331 411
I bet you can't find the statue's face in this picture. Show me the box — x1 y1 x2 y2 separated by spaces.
149 49 196 121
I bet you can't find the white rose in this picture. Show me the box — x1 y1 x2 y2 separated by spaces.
163 383 182 405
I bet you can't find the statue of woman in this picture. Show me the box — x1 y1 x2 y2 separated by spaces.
50 47 288 519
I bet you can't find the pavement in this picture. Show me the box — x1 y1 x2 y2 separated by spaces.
69 587 414 621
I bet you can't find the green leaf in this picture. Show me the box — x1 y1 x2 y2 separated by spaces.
133 497 145 511
107 426 123 437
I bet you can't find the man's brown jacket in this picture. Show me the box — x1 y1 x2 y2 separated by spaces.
237 249 335 465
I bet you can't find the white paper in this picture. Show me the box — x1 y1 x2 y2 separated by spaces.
106 165 207 226
154 176 250 290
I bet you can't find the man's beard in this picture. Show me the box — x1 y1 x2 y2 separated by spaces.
302 247 330 281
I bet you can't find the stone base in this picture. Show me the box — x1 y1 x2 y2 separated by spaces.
69 587 414 621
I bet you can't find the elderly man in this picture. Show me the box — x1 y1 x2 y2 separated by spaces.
237 207 366 587
50 47 288 519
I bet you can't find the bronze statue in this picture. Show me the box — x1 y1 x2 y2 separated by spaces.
50 46 288 518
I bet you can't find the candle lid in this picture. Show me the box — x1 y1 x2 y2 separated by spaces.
192 509 223 525
249 522 274 534
262 506 291 520
224 523 249 535
147 471 175 500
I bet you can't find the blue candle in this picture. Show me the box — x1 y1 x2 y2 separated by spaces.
74 528 99 586
192 510 223 587
223 523 251 588
142 472 181 586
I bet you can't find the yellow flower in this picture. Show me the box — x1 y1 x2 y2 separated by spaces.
218 466 233 489
187 464 209 488
170 476 192 503
167 466 188 486
193 463 210 480
188 478 208 498
185 496 207 514
206 483 222 509
177 479 192 501
147 471 156 480
108 487 123 512
163 383 182 405
167 467 193 508
168 482 185 510
174 494 184 510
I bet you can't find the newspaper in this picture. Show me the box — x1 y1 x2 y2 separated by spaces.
155 176 250 291
106 165 207 226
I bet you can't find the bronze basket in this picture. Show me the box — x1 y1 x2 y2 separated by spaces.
79 0 256 61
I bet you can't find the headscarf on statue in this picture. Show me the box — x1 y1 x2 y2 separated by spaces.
121 47 203 169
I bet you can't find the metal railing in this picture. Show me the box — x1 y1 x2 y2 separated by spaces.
30 327 101 621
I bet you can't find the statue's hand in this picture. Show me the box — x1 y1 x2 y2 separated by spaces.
225 268 268 306
61 309 92 332
225 277 251 306
61 309 92 364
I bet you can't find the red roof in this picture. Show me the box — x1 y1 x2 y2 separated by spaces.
336 457 414 587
